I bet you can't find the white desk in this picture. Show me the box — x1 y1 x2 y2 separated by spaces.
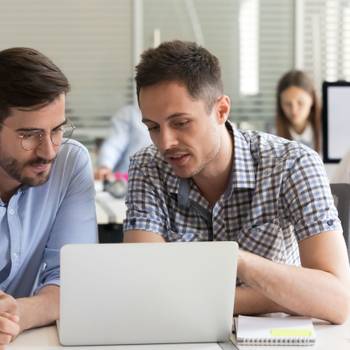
95 191 126 225
8 325 226 349
8 320 350 350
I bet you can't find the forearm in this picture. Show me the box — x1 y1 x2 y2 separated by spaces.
239 251 350 324
234 285 294 316
16 285 59 332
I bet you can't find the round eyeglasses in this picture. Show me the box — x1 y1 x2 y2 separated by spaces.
0 122 76 151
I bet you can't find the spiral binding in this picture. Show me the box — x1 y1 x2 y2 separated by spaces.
237 336 316 346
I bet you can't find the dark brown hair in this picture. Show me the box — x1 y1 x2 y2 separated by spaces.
0 47 70 122
276 70 321 153
135 40 223 112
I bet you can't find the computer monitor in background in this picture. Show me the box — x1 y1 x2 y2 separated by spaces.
323 81 350 163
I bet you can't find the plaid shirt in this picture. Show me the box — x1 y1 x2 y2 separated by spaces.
124 123 341 265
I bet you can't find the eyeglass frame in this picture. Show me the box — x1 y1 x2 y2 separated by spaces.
0 120 76 151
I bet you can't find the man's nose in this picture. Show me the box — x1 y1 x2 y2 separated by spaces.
157 128 178 152
35 134 57 160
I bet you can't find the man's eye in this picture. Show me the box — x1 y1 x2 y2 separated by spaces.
52 127 64 135
175 121 189 128
148 125 159 132
20 133 37 140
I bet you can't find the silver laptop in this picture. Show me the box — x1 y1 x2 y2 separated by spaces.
59 241 238 346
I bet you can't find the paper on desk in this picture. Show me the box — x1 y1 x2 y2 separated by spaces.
236 315 316 344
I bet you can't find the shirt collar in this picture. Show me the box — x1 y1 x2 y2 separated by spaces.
177 121 256 207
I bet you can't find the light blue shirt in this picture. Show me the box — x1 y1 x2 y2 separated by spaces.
0 139 98 298
97 104 151 172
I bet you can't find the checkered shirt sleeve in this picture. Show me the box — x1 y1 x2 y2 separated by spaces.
124 151 169 235
281 149 342 240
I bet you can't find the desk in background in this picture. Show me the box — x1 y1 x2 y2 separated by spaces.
95 191 126 225
8 319 350 350
95 191 127 243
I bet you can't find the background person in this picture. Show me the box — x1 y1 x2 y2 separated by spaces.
276 70 322 153
95 104 150 181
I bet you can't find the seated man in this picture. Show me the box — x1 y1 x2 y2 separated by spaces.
94 104 150 181
124 40 350 324
0 48 97 344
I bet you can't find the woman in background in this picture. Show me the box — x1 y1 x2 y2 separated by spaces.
276 70 322 153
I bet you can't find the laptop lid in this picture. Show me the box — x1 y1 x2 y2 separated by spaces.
59 241 238 346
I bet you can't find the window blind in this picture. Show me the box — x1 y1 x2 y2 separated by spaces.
233 0 294 131
301 0 350 87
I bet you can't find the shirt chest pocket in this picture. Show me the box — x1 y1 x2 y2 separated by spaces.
237 221 285 261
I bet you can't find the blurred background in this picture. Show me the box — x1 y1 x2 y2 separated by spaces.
0 0 349 158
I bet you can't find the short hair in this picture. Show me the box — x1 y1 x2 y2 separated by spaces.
135 40 223 112
0 47 70 122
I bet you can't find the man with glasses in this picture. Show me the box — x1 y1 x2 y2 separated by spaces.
124 41 350 324
0 47 97 345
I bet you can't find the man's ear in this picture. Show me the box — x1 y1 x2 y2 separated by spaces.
216 95 231 125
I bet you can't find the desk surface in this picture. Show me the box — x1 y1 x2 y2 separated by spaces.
8 319 350 350
8 325 224 349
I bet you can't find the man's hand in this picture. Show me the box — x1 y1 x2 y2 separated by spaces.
16 285 59 334
0 291 20 347
94 166 114 181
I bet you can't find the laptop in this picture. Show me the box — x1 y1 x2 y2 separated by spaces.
59 241 238 346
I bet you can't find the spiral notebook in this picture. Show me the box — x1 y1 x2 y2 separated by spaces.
235 315 316 346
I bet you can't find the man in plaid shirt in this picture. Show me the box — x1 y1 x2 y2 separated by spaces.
124 40 350 324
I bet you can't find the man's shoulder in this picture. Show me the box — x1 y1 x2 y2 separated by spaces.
52 139 91 176
238 129 319 166
130 145 174 177
57 138 90 159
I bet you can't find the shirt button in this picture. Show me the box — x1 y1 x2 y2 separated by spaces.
8 208 15 215
327 219 334 226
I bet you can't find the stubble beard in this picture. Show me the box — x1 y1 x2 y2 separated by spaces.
0 155 53 187
187 136 222 179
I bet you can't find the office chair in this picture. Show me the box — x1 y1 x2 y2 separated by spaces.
330 183 350 258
